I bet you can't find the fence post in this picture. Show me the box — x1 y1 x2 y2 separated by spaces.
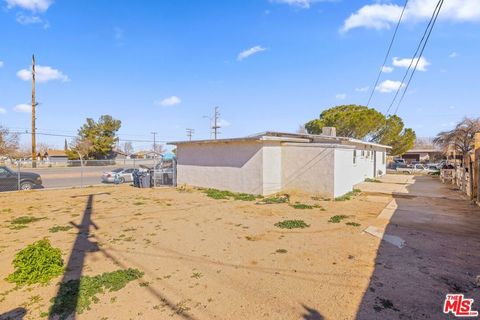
17 161 21 190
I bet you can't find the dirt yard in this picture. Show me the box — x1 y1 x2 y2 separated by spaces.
0 175 479 319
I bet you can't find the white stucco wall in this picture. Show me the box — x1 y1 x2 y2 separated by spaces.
281 143 335 196
176 141 265 194
333 147 387 197
262 142 283 195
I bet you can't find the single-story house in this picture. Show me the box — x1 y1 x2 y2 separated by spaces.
400 148 444 163
45 149 68 162
168 131 391 198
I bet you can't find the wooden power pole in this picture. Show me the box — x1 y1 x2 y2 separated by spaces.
212 106 220 140
31 54 37 168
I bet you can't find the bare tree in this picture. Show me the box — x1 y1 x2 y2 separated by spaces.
0 126 19 157
434 117 480 196
122 142 134 155
414 137 437 149
296 124 307 134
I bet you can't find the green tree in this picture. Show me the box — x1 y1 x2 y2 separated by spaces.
68 115 121 159
305 105 415 155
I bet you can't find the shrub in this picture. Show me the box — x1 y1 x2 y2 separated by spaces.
274 220 310 229
6 239 64 285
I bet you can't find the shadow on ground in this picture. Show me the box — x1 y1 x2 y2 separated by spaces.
0 307 26 320
48 192 197 320
355 176 480 319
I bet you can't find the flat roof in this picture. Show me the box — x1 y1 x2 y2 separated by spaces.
168 131 391 149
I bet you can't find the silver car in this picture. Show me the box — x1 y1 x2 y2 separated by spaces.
101 168 135 184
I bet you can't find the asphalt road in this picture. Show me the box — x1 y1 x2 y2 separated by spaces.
16 165 141 189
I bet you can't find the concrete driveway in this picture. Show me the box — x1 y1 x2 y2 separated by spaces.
355 174 480 319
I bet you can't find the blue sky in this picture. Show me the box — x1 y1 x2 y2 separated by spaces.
0 0 479 150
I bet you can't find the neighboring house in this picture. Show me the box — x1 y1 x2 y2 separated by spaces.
133 151 161 159
45 149 68 162
168 131 390 197
401 148 444 163
111 149 129 160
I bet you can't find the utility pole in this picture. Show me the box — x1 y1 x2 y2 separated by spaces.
31 54 37 168
212 106 220 140
186 128 194 141
151 132 157 155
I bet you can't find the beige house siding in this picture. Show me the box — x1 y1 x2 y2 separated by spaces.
281 143 335 196
176 141 265 194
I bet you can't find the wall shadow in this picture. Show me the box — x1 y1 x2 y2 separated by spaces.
0 308 26 320
355 176 480 319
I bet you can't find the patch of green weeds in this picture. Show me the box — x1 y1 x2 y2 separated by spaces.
275 249 288 254
290 203 313 209
49 225 73 233
257 194 289 204
346 222 361 227
274 220 310 229
328 215 348 223
2 208 12 213
6 239 64 285
139 281 150 287
9 216 46 229
365 178 382 183
191 272 202 279
133 202 145 206
204 188 261 201
49 268 144 317
334 189 361 201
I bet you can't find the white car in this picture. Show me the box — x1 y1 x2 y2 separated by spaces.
101 168 135 183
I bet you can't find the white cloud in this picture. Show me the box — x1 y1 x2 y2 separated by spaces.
0 107 6 114
355 86 369 92
5 0 53 12
14 103 31 113
17 65 69 83
155 96 181 107
449 52 459 58
382 66 394 73
218 119 231 127
270 0 313 8
335 93 346 99
392 56 430 71
237 46 267 61
375 80 405 93
342 0 480 32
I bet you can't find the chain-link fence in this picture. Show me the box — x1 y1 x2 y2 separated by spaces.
0 158 176 192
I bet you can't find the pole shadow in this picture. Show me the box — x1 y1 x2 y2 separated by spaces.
0 308 27 320
48 192 109 319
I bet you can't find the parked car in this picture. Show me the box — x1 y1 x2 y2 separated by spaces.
101 168 135 184
396 164 440 175
0 166 43 191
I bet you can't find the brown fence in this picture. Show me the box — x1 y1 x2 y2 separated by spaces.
440 132 480 205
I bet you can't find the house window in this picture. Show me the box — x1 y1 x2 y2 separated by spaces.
353 150 357 164
382 152 385 165
361 150 365 157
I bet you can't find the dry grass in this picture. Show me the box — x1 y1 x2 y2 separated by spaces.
0 184 392 319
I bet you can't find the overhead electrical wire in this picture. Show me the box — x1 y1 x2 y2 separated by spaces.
366 0 409 108
393 0 444 115
384 0 444 116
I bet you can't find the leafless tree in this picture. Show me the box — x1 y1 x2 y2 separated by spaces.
434 117 480 195
0 126 19 157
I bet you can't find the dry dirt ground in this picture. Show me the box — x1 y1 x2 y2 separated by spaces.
0 175 479 320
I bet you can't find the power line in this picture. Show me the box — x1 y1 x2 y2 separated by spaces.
393 0 444 115
385 0 443 116
366 0 409 108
